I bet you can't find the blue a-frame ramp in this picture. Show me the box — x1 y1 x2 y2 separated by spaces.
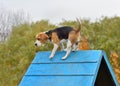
19 50 119 86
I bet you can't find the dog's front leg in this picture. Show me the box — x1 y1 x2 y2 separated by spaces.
49 44 58 59
62 40 72 60
60 42 65 51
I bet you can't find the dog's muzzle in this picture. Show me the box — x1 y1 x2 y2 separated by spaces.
35 40 45 47
35 43 37 46
34 40 41 47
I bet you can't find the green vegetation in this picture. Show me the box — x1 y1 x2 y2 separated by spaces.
0 17 120 86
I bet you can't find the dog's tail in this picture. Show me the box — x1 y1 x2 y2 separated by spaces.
76 18 81 32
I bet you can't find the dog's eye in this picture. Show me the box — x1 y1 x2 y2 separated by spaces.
37 38 41 40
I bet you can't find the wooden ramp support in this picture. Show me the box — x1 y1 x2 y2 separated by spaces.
19 50 119 86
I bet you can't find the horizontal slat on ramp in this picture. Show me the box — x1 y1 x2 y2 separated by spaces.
20 75 94 86
25 63 97 75
32 50 102 63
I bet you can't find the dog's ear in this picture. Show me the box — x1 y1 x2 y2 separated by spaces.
41 33 49 40
44 34 49 40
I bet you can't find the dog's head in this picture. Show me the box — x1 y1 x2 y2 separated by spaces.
35 32 49 47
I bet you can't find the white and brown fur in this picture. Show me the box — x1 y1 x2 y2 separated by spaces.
35 20 81 60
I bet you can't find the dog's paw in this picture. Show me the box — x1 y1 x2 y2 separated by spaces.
49 55 54 59
72 48 78 52
63 48 67 51
62 56 67 60
72 50 77 52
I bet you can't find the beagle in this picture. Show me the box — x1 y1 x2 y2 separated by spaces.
35 20 81 60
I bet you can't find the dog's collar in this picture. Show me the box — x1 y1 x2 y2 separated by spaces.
45 30 53 41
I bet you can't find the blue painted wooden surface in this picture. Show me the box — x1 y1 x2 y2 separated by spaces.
25 63 97 75
21 76 94 86
32 50 101 63
19 50 119 86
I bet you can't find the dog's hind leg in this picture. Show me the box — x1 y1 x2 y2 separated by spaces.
72 42 79 51
60 39 67 51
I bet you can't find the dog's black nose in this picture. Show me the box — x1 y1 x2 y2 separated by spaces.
35 43 37 46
